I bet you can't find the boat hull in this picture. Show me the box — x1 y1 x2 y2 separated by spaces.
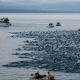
0 22 11 27
30 75 47 80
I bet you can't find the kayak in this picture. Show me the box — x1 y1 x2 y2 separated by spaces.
30 76 56 80
30 74 47 80
32 78 47 80
31 78 47 80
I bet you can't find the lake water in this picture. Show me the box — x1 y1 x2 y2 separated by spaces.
0 13 80 80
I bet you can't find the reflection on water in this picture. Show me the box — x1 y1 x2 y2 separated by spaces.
0 13 80 80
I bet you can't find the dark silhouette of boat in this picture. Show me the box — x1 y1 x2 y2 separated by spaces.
31 74 47 80
0 18 11 27
56 22 61 26
78 29 80 31
48 23 54 28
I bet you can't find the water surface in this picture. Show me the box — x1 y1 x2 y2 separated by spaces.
0 13 80 80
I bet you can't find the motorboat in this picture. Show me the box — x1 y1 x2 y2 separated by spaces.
48 23 54 28
0 18 11 27
56 22 61 26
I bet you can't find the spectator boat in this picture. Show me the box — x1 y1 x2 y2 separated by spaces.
0 18 11 27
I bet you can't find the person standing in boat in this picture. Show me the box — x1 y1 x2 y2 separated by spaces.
48 71 55 80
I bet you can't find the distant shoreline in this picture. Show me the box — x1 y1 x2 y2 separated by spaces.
0 12 80 14
0 10 80 13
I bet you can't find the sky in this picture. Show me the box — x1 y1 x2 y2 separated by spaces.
0 0 80 12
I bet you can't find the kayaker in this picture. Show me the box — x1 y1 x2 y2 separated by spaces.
35 71 42 79
48 71 55 80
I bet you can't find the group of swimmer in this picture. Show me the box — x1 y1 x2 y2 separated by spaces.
33 71 55 80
